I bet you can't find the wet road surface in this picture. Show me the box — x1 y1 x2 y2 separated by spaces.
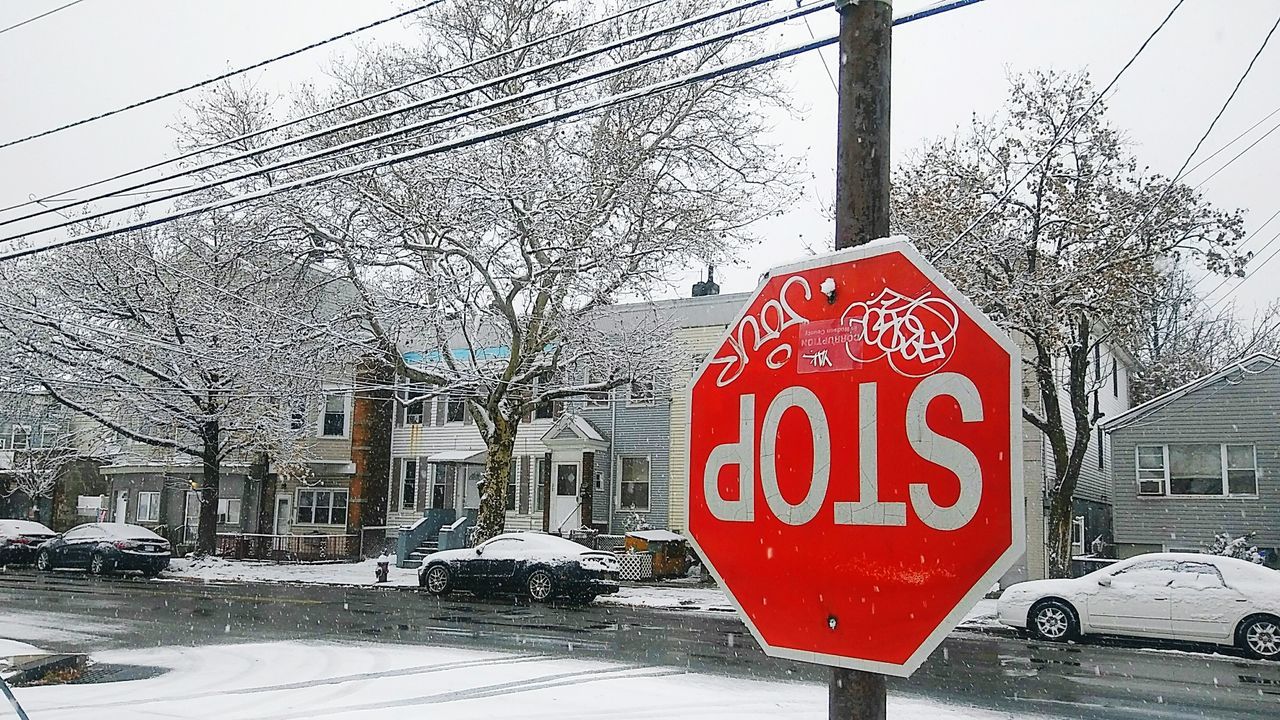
1 569 1277 719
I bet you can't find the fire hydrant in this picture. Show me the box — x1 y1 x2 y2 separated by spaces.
375 554 390 583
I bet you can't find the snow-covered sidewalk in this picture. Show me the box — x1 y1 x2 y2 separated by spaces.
4 641 1046 720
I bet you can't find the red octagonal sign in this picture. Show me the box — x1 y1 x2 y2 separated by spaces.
686 238 1024 677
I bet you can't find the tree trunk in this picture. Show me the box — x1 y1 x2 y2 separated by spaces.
1045 485 1075 578
474 415 517 544
196 422 221 556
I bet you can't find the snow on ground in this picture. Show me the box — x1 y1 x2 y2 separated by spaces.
166 556 419 588
0 609 132 646
0 639 44 657
4 641 1048 720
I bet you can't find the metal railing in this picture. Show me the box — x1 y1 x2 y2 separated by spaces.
215 532 358 562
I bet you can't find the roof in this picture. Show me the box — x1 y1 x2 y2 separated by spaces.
1102 352 1279 431
426 449 487 464
541 413 608 448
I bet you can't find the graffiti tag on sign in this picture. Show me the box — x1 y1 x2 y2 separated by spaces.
841 288 959 377
710 276 811 387
798 319 858 373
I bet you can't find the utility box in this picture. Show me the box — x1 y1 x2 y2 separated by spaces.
624 530 690 578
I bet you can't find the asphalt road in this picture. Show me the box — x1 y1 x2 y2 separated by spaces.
2 569 1278 719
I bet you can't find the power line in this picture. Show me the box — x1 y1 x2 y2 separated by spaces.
0 1 445 152
1180 102 1280 181
0 0 675 217
932 0 1188 261
0 0 824 241
0 0 87 37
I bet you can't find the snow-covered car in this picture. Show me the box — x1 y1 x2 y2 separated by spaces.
418 532 620 603
998 553 1280 659
36 522 172 577
0 519 57 566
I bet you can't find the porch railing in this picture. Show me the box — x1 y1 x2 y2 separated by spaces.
215 532 358 562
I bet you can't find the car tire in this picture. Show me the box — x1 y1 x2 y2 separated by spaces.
527 569 554 602
36 550 53 572
142 567 163 578
1238 615 1280 661
1029 599 1078 642
89 553 109 576
422 564 452 595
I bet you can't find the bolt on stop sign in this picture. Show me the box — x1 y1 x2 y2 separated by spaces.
686 238 1024 677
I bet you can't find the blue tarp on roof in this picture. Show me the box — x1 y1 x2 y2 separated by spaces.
404 347 511 365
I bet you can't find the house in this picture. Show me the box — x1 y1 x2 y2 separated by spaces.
97 363 392 555
386 285 747 554
0 393 107 530
1012 338 1135 582
1102 352 1279 566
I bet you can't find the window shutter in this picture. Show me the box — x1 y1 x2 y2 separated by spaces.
434 396 447 425
390 458 402 513
463 403 474 425
394 391 406 427
518 456 531 515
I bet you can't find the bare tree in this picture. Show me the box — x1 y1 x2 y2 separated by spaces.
191 0 801 541
0 214 354 553
1131 265 1280 403
892 70 1247 577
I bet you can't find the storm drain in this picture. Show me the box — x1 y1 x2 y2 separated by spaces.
70 663 169 684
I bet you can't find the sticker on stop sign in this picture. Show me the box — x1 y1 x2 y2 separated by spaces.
685 237 1024 677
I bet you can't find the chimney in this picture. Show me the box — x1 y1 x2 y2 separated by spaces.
691 265 720 298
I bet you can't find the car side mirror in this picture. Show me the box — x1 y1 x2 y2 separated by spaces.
474 546 483 556
1097 577 1112 587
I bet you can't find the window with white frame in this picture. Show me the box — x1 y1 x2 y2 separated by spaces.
136 492 161 523
618 456 651 511
39 425 60 448
1136 443 1258 497
582 367 609 407
296 489 348 525
628 374 656 406
405 387 426 425
445 396 466 423
533 458 548 512
217 498 241 525
321 395 347 437
401 460 418 511
1071 515 1086 555
10 425 31 450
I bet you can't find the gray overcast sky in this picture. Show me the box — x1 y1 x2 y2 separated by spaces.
1 0 1277 316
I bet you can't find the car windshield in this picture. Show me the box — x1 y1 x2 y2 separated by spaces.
3 4 1280 719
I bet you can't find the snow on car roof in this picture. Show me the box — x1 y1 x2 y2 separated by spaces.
488 532 592 553
94 522 164 539
0 519 54 535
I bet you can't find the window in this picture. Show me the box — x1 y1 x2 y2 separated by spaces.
1096 427 1104 471
1225 444 1258 496
1169 444 1221 495
401 460 418 511
289 399 306 431
321 395 346 437
76 495 103 517
10 425 31 450
533 398 555 420
1113 558 1180 584
405 389 425 425
39 425 60 448
582 368 609 408
506 459 517 511
1176 561 1225 588
618 456 651 511
217 498 241 525
296 489 348 525
429 463 447 510
1138 443 1258 497
1071 515 1086 556
446 396 465 423
533 458 549 512
628 375 656 406
136 492 160 523
184 491 201 529
64 525 103 541
1135 445 1166 495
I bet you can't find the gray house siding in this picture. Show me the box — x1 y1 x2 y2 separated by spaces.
577 393 672 534
1108 359 1280 557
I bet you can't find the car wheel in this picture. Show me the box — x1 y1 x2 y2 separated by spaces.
36 550 53 572
423 564 452 595
527 569 554 602
1239 616 1280 660
142 567 163 578
1029 599 1078 642
89 553 109 576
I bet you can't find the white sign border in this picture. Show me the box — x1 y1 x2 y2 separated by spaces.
682 236 1026 678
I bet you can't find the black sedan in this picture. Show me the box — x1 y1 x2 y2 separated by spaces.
418 532 620 603
36 522 171 577
0 519 57 566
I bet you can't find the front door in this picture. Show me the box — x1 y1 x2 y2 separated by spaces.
114 491 128 523
550 463 580 531
273 495 292 536
1087 559 1176 635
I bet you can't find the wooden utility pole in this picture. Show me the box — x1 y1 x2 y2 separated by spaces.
832 0 892 717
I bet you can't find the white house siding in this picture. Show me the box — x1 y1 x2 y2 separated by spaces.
667 324 737 533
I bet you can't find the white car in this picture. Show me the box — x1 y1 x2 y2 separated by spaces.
998 553 1280 660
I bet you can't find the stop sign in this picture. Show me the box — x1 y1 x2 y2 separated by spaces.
686 238 1023 676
